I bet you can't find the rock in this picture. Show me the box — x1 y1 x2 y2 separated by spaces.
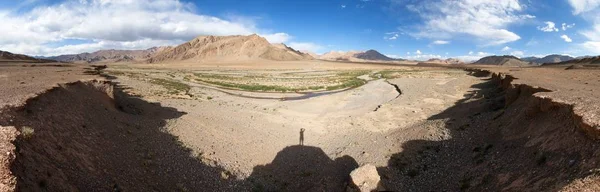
348 164 382 192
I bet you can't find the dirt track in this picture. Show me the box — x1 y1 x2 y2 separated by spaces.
1 62 600 191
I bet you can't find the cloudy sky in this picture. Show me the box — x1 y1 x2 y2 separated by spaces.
0 0 599 61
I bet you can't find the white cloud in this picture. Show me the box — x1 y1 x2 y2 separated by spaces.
561 34 573 42
261 33 291 44
0 0 290 56
405 0 534 46
581 24 600 41
568 0 600 14
455 56 482 62
404 54 443 61
455 51 493 62
415 50 422 55
288 42 324 53
432 40 449 45
477 52 491 56
562 23 576 30
582 41 600 54
501 46 511 51
510 50 524 56
538 21 559 32
341 4 346 8
384 33 399 40
385 54 400 58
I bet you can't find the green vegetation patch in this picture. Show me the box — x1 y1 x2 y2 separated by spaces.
149 78 190 94
325 78 366 90
193 70 370 92
370 69 424 79
197 79 326 92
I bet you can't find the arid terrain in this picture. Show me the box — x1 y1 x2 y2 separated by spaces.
0 57 599 191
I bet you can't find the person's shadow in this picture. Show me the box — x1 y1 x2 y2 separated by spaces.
247 145 358 192
299 128 305 145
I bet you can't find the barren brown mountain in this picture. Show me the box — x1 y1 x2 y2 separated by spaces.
0 50 54 63
546 55 600 66
473 55 531 66
49 47 170 63
148 34 313 63
319 49 398 62
420 58 463 65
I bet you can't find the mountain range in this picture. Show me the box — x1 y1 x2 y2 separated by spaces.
520 54 575 64
0 50 54 63
47 47 170 63
318 49 401 62
473 55 532 66
1 34 598 65
419 58 464 65
148 34 313 63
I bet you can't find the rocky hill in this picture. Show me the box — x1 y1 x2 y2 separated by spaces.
354 50 395 61
319 50 400 62
48 47 169 63
0 50 55 63
473 55 531 67
148 34 313 63
420 58 463 64
521 54 574 64
545 56 600 66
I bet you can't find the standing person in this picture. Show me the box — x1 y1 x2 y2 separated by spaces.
299 128 305 145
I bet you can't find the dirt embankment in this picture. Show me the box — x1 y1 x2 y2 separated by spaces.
0 80 249 191
379 68 600 191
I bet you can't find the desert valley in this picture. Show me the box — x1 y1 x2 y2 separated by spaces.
2 0 600 191
1 33 600 191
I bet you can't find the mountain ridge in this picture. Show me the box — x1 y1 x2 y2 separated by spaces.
148 34 313 63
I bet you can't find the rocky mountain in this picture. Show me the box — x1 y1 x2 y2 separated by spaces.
521 54 575 64
0 50 55 63
520 57 539 62
420 58 463 64
48 47 169 63
319 49 400 62
546 56 600 66
319 51 361 61
473 55 532 67
148 34 313 63
301 50 319 58
354 50 395 61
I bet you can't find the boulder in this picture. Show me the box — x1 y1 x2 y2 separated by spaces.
348 164 382 192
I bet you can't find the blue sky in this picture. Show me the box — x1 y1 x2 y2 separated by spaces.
0 0 599 61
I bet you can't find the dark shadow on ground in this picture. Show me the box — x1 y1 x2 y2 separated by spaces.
0 80 249 191
378 74 600 191
247 145 358 192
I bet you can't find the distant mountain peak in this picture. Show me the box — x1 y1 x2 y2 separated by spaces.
319 49 400 62
473 55 531 66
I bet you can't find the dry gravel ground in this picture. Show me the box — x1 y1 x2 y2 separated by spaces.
0 62 600 191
